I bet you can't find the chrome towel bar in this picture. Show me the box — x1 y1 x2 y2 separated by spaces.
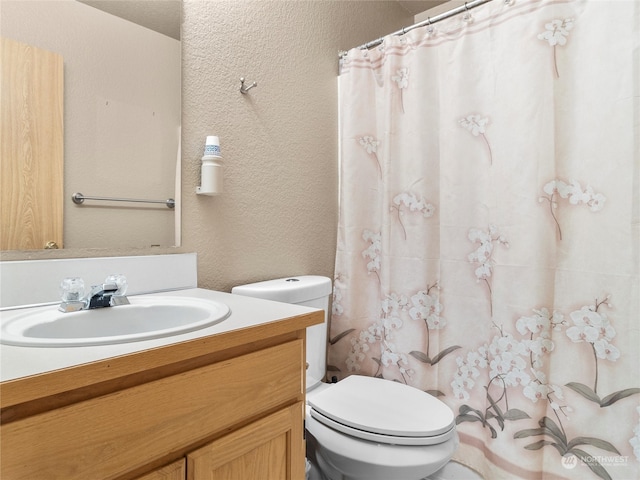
71 192 175 209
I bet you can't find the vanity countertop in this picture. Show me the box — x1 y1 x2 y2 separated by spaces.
0 288 323 412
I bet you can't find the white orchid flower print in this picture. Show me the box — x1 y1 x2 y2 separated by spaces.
459 114 488 136
404 282 461 380
566 321 600 343
492 352 531 387
538 18 574 77
516 307 564 336
521 380 568 421
409 289 445 330
451 345 488 402
539 178 606 240
391 191 436 240
339 281 459 386
593 339 620 362
393 192 435 217
346 304 393 374
358 136 382 176
452 332 534 436
359 135 378 154
391 68 408 89
516 308 564 369
345 293 414 382
467 225 508 315
452 296 637 474
391 67 409 113
566 303 620 363
563 296 639 411
361 229 381 283
522 382 551 403
459 114 493 165
538 18 574 46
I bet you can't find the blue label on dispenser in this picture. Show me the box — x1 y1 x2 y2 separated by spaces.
205 144 221 156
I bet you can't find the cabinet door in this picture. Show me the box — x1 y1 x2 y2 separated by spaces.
187 403 305 480
135 459 186 480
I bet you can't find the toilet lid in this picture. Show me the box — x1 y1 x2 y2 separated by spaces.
308 375 455 446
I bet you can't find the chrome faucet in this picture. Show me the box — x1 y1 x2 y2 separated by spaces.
58 275 130 312
87 283 129 309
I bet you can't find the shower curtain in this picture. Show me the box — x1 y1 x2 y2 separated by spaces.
329 1 639 479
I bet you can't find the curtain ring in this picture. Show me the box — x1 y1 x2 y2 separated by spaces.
462 2 474 23
426 16 435 35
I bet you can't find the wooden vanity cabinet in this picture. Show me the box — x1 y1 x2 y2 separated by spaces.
186 402 304 479
136 459 186 480
140 400 303 480
0 312 319 480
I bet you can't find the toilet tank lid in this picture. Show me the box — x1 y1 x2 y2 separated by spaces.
231 276 332 304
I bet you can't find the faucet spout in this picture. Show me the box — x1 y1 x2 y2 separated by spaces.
87 283 129 309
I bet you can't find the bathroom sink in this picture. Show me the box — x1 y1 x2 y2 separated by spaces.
0 296 230 347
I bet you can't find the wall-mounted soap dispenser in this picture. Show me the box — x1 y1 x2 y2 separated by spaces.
196 135 223 196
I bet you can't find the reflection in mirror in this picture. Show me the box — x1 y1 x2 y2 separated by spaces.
0 0 181 251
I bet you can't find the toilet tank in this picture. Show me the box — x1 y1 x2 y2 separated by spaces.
231 276 332 390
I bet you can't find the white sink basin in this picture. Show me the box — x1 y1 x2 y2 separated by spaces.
0 296 230 347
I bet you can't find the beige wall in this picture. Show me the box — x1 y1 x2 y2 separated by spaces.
2 1 413 292
180 0 413 291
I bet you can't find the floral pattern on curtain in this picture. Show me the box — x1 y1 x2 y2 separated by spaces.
329 1 639 479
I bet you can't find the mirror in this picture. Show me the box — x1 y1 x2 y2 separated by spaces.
0 0 181 251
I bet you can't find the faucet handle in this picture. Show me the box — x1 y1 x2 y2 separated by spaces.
104 274 127 296
104 274 130 306
58 277 87 312
59 277 85 302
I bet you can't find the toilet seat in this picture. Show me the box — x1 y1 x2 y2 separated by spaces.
307 375 455 446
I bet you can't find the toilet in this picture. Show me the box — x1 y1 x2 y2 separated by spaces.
232 276 459 480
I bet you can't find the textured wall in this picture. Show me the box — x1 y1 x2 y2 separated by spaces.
181 1 412 291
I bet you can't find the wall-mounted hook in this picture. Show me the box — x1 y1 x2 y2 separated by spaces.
240 77 257 94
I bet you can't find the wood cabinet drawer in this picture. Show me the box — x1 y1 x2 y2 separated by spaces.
1 339 304 480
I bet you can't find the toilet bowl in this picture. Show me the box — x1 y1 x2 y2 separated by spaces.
306 376 458 480
232 276 459 480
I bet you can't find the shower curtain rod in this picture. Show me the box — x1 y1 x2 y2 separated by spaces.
340 0 494 56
